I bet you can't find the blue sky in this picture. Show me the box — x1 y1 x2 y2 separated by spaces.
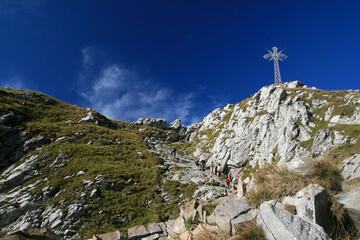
0 1 359 125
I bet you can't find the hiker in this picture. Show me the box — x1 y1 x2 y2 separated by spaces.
210 161 214 175
217 164 221 177
195 158 200 167
170 148 176 160
232 176 239 192
226 175 231 188
200 159 206 171
228 170 232 181
214 163 218 176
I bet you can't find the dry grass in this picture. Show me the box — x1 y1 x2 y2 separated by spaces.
284 204 297 215
245 164 309 208
311 158 343 192
193 225 229 240
233 220 264 240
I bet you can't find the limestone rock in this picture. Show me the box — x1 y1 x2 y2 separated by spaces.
134 118 168 130
231 209 259 236
66 203 87 220
188 81 359 172
207 197 250 234
92 229 127 240
78 112 97 124
282 184 335 235
335 187 360 232
178 230 191 240
192 185 227 201
257 200 331 240
164 220 176 237
146 223 163 235
170 119 182 131
341 154 360 181
172 216 186 235
179 199 199 220
141 234 160 240
127 225 149 240
284 81 304 88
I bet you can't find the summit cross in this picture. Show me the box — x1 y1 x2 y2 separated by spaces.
263 47 288 85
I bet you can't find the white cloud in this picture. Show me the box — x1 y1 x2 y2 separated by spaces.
0 76 32 90
77 50 200 125
77 47 229 126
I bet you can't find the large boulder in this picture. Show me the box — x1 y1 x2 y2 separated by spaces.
170 119 182 131
284 81 305 89
230 209 259 236
257 201 331 240
127 225 149 240
335 186 360 232
207 197 251 234
134 118 168 130
282 184 335 235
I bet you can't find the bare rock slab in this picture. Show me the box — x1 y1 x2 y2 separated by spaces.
336 186 360 232
146 223 163 235
207 197 250 234
127 225 149 240
231 209 259 236
257 201 331 240
282 184 334 235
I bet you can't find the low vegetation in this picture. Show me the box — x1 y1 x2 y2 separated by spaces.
233 220 264 240
0 87 197 238
246 163 309 208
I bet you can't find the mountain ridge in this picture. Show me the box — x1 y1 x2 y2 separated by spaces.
1 81 360 239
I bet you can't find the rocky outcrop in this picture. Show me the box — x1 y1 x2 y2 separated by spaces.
257 200 331 240
282 184 335 235
135 118 169 130
189 81 358 172
207 197 251 234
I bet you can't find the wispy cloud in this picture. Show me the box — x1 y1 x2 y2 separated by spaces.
0 0 43 18
0 76 33 90
77 47 228 125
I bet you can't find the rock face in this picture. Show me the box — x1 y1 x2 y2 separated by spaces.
336 187 360 232
257 201 331 240
134 118 169 130
282 184 334 235
189 81 359 171
341 154 360 182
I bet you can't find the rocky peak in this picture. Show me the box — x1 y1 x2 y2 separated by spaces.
189 81 360 171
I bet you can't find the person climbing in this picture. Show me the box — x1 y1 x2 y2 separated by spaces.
195 158 200 167
226 175 231 189
214 163 218 176
170 148 176 160
210 161 214 175
200 159 206 171
232 176 239 192
217 164 221 177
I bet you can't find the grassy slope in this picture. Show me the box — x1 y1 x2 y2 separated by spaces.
0 88 196 238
